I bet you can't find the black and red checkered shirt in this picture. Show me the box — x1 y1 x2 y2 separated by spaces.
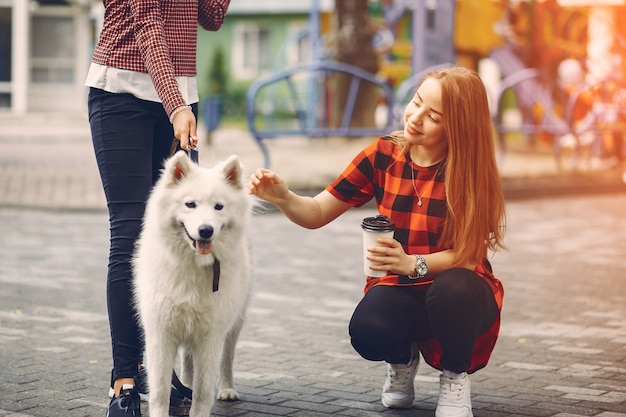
327 136 504 373
91 0 230 116
327 136 449 288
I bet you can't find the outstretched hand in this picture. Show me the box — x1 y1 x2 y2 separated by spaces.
248 168 290 205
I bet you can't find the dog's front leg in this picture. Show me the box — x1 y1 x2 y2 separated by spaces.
179 347 194 387
189 338 223 417
145 330 178 417
217 312 245 401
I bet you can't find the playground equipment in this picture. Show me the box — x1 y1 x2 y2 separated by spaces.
490 66 569 161
491 42 626 171
245 0 457 168
246 61 395 168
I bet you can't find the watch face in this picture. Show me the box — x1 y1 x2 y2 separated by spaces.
408 255 427 279
417 261 428 276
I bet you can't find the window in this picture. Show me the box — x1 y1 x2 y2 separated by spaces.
0 6 11 107
285 23 310 67
232 23 271 79
30 14 75 83
426 0 437 31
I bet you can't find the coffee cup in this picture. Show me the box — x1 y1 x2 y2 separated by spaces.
361 215 395 277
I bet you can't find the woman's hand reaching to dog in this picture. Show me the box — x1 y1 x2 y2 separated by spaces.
248 168 290 205
249 168 352 230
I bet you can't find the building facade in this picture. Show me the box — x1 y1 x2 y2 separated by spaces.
0 0 325 116
0 0 95 115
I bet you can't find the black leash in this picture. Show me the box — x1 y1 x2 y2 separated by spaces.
187 147 199 164
171 370 193 400
212 258 220 292
169 138 199 164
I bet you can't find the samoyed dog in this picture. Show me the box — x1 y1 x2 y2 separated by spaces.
133 151 253 417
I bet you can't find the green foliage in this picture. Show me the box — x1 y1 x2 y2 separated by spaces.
221 82 248 118
207 48 227 97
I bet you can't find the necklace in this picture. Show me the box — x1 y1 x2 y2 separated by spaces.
410 165 423 207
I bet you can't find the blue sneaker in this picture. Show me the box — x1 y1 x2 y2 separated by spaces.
106 384 141 417
169 371 193 416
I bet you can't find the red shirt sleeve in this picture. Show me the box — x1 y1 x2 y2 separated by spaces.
199 0 230 31
129 0 186 116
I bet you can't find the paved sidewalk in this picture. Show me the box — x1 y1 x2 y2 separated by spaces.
1 194 626 416
1 113 626 416
0 112 625 211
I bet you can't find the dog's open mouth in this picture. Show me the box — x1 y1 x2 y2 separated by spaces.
182 224 213 255
195 239 213 255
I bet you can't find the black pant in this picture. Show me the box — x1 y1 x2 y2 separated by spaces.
88 88 197 382
348 268 498 373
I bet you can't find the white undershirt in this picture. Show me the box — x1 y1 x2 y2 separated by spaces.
85 62 198 105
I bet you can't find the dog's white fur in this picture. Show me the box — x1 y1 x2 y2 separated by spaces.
133 151 252 417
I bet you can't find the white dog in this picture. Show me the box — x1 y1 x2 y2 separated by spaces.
133 151 253 417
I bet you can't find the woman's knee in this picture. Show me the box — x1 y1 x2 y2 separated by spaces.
349 306 392 345
349 313 398 362
348 286 424 361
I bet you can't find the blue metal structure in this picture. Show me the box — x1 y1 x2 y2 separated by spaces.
245 0 458 168
246 61 395 168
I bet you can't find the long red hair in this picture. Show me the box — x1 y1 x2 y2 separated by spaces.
393 66 506 266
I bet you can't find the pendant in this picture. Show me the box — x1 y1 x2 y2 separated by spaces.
417 199 423 207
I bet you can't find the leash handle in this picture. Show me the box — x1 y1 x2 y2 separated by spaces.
187 148 199 165
169 138 199 165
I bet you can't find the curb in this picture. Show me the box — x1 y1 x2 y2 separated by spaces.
501 171 626 200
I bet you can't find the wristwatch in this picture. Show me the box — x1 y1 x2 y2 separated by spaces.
408 254 428 279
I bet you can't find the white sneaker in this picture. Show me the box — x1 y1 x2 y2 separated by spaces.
381 345 420 408
436 371 473 417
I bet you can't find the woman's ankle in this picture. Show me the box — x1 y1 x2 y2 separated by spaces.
112 378 135 397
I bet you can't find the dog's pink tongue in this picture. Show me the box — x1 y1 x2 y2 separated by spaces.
195 240 212 255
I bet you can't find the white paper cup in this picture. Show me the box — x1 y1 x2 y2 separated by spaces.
361 215 395 277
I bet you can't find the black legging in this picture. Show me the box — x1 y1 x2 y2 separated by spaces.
348 268 499 373
88 87 198 382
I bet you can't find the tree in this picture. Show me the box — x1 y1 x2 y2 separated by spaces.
333 0 379 130
207 47 227 98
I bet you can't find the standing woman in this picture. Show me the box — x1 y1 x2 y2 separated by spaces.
249 67 506 417
85 1 231 416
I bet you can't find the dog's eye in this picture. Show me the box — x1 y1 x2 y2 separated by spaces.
214 203 224 211
185 201 196 209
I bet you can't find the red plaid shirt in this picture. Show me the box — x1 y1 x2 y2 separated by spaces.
327 136 504 373
91 0 230 116
327 136 448 290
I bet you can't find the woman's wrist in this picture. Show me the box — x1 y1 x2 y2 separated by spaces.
169 105 192 124
405 254 416 276
407 254 428 278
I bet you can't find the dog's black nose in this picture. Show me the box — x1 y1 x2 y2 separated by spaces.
198 225 214 239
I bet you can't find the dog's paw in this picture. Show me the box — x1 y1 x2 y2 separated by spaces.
217 388 240 401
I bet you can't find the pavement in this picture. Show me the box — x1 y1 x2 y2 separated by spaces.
0 112 625 211
1 113 626 417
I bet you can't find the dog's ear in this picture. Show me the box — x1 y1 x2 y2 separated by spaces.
222 154 243 189
165 151 194 185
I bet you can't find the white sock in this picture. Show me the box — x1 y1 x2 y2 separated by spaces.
443 369 467 380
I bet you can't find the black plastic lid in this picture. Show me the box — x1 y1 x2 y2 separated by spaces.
361 215 395 232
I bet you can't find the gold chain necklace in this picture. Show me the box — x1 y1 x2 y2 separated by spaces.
410 165 423 207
